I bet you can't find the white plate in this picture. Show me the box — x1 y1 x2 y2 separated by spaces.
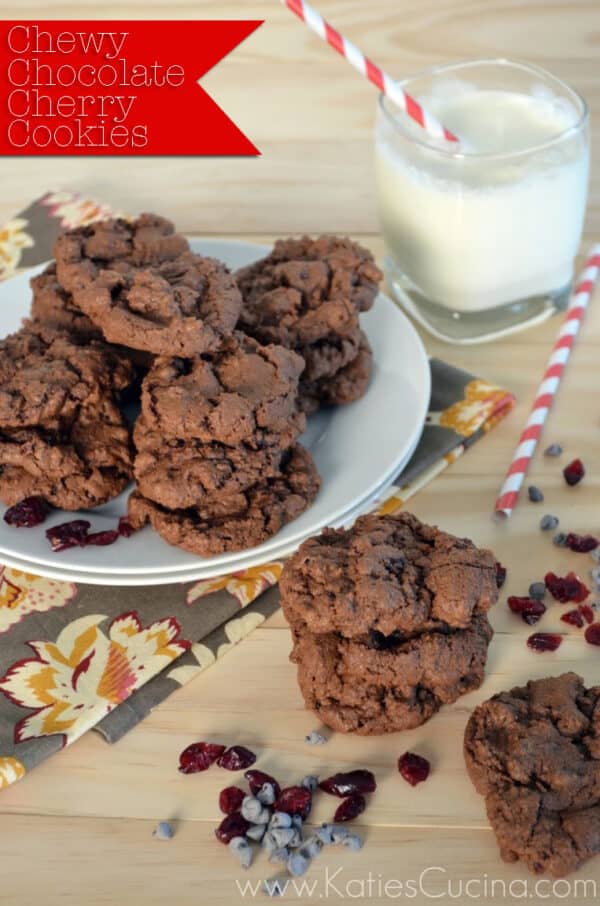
0 239 430 582
0 468 399 585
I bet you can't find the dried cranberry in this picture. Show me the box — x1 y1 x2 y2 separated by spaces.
274 786 312 819
217 745 256 771
585 624 600 646
398 752 431 786
4 496 50 527
561 609 584 628
244 769 281 799
319 770 377 798
507 596 546 625
46 519 91 552
527 632 563 653
565 533 599 553
214 811 250 843
178 741 225 774
580 605 595 625
219 786 246 815
333 793 366 823
563 458 585 486
495 562 507 589
118 516 135 537
545 571 589 604
87 530 120 546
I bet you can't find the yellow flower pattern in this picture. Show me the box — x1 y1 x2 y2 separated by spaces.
0 756 25 789
0 218 34 278
431 379 515 438
0 612 189 745
0 568 76 635
187 563 284 608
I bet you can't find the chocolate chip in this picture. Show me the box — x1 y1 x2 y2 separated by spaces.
528 582 546 600
528 485 544 503
544 443 563 457
540 514 559 531
152 821 174 840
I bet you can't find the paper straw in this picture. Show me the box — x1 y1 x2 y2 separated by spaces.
280 0 458 144
495 244 600 518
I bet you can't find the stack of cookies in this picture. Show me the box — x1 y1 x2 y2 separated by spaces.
127 335 320 555
1 213 357 555
235 236 382 413
280 512 499 734
0 322 134 510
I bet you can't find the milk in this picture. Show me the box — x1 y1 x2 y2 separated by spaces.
375 77 589 314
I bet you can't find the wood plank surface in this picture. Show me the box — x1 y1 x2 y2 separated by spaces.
2 2 600 904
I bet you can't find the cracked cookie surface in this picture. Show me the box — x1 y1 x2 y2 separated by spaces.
132 430 285 509
0 324 133 509
71 252 242 357
291 613 493 735
128 443 321 556
30 263 102 342
54 213 189 294
138 335 306 449
236 236 379 413
280 511 498 638
0 323 132 430
464 672 600 877
236 235 382 329
300 330 373 414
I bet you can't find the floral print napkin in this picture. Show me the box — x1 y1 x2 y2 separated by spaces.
0 192 515 791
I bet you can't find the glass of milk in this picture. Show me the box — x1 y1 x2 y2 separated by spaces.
375 59 589 343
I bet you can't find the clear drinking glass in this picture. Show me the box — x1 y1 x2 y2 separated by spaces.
374 59 589 343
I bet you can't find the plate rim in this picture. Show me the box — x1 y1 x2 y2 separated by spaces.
0 469 402 585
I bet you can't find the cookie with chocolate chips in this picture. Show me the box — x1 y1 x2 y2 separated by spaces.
128 443 321 556
291 613 493 735
54 212 189 294
0 324 133 510
280 511 498 639
464 672 600 877
71 253 242 357
30 263 102 342
137 334 306 450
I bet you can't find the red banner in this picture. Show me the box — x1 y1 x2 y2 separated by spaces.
0 20 262 155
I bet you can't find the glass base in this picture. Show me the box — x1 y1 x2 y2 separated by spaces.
385 257 570 344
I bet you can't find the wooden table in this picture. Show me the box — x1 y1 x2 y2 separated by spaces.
2 2 600 904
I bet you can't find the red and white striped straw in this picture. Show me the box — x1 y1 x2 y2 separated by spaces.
495 244 600 518
280 0 458 144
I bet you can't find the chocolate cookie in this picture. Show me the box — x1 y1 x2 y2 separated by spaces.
299 331 373 414
236 235 382 325
292 613 493 735
71 253 242 357
0 397 133 510
0 324 134 510
133 430 285 509
138 335 306 450
464 673 600 877
0 324 132 430
128 444 321 556
54 213 189 294
280 512 498 639
30 263 102 342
